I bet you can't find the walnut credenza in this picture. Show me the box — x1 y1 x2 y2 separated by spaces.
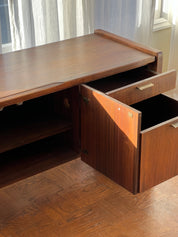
0 30 177 194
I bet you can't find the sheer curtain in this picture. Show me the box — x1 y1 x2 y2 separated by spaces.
94 0 155 45
8 0 94 51
8 0 154 51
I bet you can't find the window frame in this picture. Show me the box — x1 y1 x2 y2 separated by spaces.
153 0 171 31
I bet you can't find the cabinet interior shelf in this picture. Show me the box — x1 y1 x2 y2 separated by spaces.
0 93 72 154
0 134 78 188
0 114 72 154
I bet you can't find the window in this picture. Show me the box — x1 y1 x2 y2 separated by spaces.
154 0 168 19
0 0 11 53
153 0 171 31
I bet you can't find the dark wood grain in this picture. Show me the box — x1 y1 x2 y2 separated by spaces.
108 70 176 105
52 86 80 152
140 117 178 192
69 87 80 152
0 32 155 108
0 29 176 199
133 95 178 192
80 84 141 193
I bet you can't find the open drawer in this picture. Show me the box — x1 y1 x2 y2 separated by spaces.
131 94 178 192
87 66 176 105
81 84 178 193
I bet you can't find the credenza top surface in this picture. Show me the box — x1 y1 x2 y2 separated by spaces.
0 31 155 106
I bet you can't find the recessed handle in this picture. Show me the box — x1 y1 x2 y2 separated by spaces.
136 83 154 91
171 121 178 128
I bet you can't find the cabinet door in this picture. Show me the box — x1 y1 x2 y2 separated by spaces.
140 117 178 192
80 84 141 193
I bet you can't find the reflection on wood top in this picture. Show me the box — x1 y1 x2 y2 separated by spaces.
0 31 155 106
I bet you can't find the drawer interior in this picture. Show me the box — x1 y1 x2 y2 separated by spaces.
131 94 178 130
87 66 156 93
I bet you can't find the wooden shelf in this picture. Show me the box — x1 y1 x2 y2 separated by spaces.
0 115 72 153
0 134 79 188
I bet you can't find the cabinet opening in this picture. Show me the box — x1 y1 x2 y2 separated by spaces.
131 94 178 130
0 88 79 154
87 66 155 93
0 86 80 188
0 132 79 188
0 87 79 154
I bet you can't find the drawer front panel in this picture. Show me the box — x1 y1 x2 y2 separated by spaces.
139 117 178 192
107 70 176 105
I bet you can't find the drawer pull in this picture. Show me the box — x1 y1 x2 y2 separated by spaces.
17 102 23 106
171 121 178 128
137 83 154 91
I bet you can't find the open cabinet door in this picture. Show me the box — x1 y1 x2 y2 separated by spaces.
80 84 141 193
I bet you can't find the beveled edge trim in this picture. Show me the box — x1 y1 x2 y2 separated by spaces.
94 29 161 57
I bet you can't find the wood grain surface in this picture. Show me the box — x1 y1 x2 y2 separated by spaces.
133 94 178 192
81 84 141 193
140 117 178 192
95 29 163 73
0 157 177 236
108 70 176 105
0 32 155 108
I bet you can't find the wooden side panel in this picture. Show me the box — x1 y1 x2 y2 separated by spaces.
81 85 141 193
70 86 80 152
53 86 80 152
140 117 178 192
149 51 162 73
